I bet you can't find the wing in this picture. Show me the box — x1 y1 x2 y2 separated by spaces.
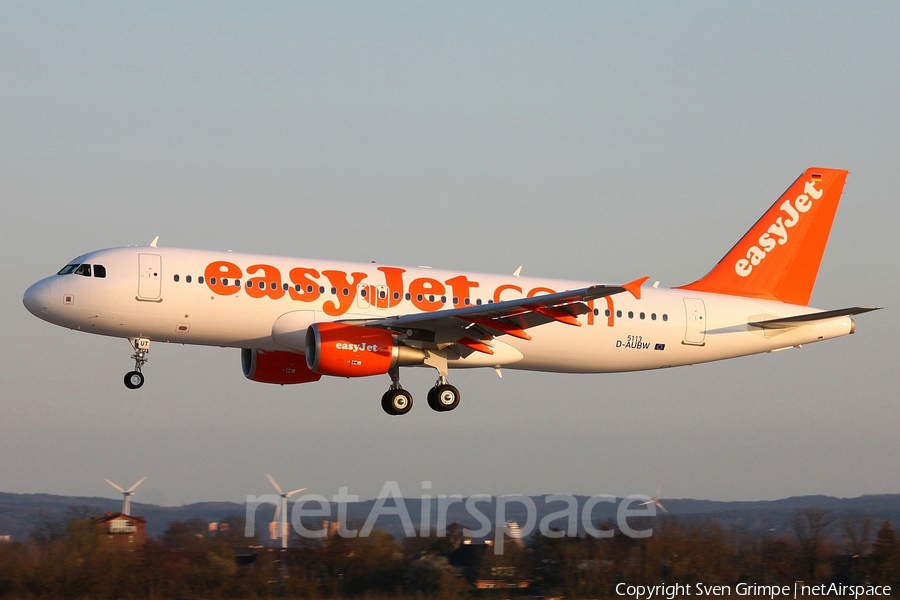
339 276 648 354
749 306 881 330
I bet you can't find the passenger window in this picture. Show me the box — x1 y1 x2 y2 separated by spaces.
282 283 289 291
605 309 611 317
94 265 106 278
307 285 314 293
272 282 278 291
651 313 657 320
593 308 599 316
628 311 633 319
616 310 622 318
476 299 482 305
186 275 192 283
209 277 216 285
405 293 411 301
174 274 180 282
235 280 241 287
330 287 337 295
663 314 668 321
74 264 92 277
319 286 325 294
198 276 204 284
640 312 645 320
394 292 400 300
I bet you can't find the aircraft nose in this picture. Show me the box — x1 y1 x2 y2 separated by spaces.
23 282 50 317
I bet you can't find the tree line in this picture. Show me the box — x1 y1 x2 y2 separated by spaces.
0 507 898 598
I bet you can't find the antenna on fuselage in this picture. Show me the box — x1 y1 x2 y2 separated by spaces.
149 236 159 248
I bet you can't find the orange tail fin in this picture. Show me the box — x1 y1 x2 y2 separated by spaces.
677 167 848 306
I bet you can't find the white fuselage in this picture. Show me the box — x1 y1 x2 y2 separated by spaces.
23 246 854 374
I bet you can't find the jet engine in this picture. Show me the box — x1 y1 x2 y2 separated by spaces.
305 323 425 377
241 348 322 384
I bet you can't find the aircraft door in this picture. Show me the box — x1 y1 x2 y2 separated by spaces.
682 298 706 346
138 254 162 301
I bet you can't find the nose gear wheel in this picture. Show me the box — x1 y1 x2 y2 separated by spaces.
124 337 151 390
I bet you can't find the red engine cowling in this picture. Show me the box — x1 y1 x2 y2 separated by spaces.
305 323 424 377
241 348 322 384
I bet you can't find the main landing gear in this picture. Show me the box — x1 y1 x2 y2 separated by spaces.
124 337 150 390
381 363 461 416
427 379 460 412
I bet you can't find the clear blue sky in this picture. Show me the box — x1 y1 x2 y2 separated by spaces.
1 1 898 506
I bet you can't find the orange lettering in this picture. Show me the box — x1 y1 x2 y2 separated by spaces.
205 261 242 296
322 270 367 316
409 277 445 311
445 275 479 307
377 266 406 308
527 286 556 298
288 267 321 302
493 284 522 303
246 264 285 299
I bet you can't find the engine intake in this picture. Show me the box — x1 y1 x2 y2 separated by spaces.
241 348 322 384
305 323 425 377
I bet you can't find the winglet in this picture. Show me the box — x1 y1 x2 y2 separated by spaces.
149 236 159 248
623 276 650 300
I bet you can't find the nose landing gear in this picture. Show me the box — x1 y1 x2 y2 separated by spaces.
124 337 150 389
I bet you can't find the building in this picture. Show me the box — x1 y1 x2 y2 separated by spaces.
91 512 147 550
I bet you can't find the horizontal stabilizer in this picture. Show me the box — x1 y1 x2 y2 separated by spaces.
749 306 881 330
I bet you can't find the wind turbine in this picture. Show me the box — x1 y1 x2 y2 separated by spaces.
639 486 668 514
104 476 147 515
266 474 305 549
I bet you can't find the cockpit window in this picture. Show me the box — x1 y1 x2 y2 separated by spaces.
57 264 79 275
94 265 106 278
74 264 92 277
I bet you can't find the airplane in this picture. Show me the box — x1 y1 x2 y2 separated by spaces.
23 167 879 416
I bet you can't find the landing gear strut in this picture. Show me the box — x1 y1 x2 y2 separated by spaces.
124 337 150 390
381 368 413 415
424 352 460 413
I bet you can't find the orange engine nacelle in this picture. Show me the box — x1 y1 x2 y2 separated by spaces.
241 348 323 384
305 323 425 378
